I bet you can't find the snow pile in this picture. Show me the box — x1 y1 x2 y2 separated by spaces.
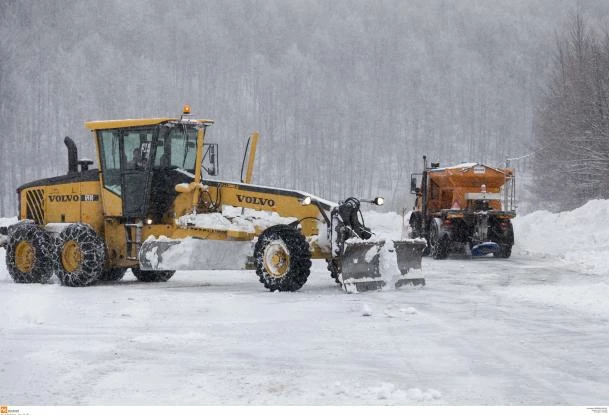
333 381 441 404
142 236 252 270
378 241 402 289
369 383 442 402
513 199 609 275
361 209 403 241
177 205 297 234
361 303 372 316
0 217 18 227
177 212 233 230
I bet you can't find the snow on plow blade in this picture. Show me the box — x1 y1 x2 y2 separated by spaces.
138 237 253 271
340 239 427 293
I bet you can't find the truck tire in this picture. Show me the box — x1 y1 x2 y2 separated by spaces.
131 268 175 282
5 222 54 283
99 268 127 282
254 225 311 292
491 220 513 259
494 245 512 258
54 223 105 287
430 221 449 260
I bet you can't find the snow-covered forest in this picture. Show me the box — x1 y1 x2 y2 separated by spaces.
1 0 609 216
535 15 609 211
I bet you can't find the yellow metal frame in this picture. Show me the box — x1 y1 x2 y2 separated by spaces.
85 118 214 130
244 132 259 184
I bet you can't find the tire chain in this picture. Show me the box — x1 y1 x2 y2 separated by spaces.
254 225 311 292
53 223 105 287
5 222 54 283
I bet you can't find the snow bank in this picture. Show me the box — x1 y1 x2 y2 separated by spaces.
0 217 18 227
361 209 403 240
513 199 609 276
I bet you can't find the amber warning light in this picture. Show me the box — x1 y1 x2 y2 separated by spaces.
183 104 191 115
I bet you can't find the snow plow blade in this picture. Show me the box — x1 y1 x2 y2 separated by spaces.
138 237 253 271
471 241 500 256
340 239 427 293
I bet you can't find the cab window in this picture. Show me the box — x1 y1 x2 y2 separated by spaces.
99 129 122 195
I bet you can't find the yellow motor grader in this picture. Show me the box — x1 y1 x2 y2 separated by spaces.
406 156 516 259
0 106 425 292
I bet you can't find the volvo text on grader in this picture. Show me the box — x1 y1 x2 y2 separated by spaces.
406 156 516 259
0 106 425 292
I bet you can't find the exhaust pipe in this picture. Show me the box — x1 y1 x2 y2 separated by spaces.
64 136 78 174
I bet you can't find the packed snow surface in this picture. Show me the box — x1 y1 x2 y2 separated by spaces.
1 202 609 404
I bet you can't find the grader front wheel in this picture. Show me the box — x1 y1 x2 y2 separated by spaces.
132 268 175 282
254 225 311 292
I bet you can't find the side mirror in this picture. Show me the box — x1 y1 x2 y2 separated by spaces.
202 143 219 176
410 176 417 194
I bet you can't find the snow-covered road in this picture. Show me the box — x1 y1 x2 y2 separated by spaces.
2 254 608 405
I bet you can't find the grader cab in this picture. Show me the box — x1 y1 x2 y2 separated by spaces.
1 107 426 292
406 156 516 259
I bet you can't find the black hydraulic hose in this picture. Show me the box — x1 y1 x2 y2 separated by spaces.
240 137 251 183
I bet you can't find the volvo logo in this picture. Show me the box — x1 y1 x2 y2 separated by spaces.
49 195 79 202
48 194 99 202
236 194 276 207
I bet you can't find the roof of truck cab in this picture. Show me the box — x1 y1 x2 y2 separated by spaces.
84 118 214 130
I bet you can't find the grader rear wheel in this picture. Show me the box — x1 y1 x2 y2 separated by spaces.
6 222 53 283
254 225 311 292
54 223 105 287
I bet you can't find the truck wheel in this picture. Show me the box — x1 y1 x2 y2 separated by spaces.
430 222 449 260
254 225 311 292
491 220 513 259
131 268 175 282
54 223 105 287
99 268 127 281
5 222 53 283
493 245 512 258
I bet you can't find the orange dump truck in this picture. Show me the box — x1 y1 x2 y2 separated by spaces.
407 157 516 259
